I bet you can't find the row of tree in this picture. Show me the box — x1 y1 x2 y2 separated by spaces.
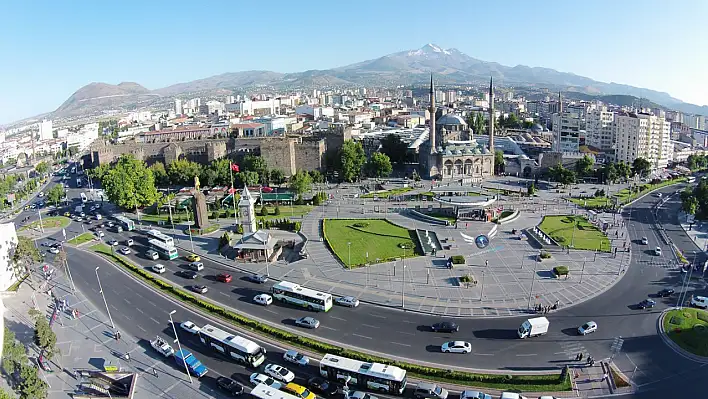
324 141 393 182
546 156 653 186
680 181 707 218
687 154 708 171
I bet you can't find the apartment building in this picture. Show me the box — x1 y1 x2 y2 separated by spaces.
552 111 583 152
614 112 671 170
585 107 615 151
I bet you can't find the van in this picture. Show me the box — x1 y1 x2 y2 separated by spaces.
95 214 102 220
413 383 448 399
146 250 159 261
691 296 708 309
189 262 204 271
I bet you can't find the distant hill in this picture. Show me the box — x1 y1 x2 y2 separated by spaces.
54 82 158 118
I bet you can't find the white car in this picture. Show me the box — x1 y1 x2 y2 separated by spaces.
95 214 102 220
249 373 282 389
179 321 201 334
335 296 360 308
654 247 662 256
349 392 378 399
118 247 131 255
96 230 105 238
264 363 295 383
441 341 472 354
500 393 527 399
152 264 166 274
107 221 115 227
48 247 60 254
254 294 273 306
578 321 598 335
641 237 649 245
126 239 134 246
691 295 708 309
283 350 309 366
189 262 204 271
146 250 159 260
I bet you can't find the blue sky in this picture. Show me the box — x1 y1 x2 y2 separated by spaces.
1 0 706 125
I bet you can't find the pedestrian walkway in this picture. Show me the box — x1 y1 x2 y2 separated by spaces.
2 264 217 399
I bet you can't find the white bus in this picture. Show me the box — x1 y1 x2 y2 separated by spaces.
272 281 333 312
145 229 174 247
251 384 302 399
114 215 135 231
197 324 266 368
148 239 178 260
319 354 407 394
80 192 87 203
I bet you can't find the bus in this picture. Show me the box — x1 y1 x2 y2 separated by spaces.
272 281 333 312
197 324 266 367
114 215 135 231
319 354 407 395
145 229 174 247
251 384 302 399
148 239 178 260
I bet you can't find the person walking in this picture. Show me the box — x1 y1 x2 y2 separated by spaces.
601 373 608 382
153 368 158 378
485 260 489 267
578 353 584 362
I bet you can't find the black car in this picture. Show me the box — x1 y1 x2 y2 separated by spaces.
657 289 675 297
638 299 656 309
307 376 339 397
217 376 244 396
431 321 459 333
178 270 199 279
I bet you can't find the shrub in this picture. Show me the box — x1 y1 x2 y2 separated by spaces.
459 274 473 283
553 266 569 276
259 205 269 216
450 255 466 264
352 222 370 228
539 251 552 259
274 206 281 216
294 195 304 205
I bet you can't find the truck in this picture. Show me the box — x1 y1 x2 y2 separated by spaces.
150 336 175 358
517 317 549 339
173 349 208 377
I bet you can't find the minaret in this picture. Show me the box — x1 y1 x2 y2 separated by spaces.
488 77 494 153
429 74 437 153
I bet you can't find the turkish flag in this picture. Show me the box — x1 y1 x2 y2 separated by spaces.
228 187 237 194
231 163 240 172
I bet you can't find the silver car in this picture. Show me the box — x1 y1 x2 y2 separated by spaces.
295 316 320 329
335 296 360 308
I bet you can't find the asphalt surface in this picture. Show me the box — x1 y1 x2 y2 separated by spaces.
24 171 708 398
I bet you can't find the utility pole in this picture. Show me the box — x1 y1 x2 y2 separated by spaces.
527 263 537 310
580 257 587 284
169 310 193 384
95 267 115 329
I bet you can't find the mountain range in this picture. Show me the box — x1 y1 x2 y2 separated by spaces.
50 43 708 119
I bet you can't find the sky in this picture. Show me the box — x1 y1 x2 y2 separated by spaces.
2 0 707 125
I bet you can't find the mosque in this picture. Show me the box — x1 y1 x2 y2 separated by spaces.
420 76 496 182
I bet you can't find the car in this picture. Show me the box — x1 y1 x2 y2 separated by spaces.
249 373 282 389
577 321 598 335
335 296 360 308
654 247 662 256
638 299 656 309
107 221 114 227
441 341 472 354
657 192 663 198
178 270 199 279
108 239 119 246
431 321 459 333
63 212 70 217
126 239 134 246
295 316 320 329
641 237 649 245
284 383 316 399
191 285 208 294
414 382 448 399
189 262 204 271
217 273 232 283
246 274 268 284
76 217 83 222
179 321 201 334
349 392 378 399
657 288 675 297
95 214 102 220
283 350 309 366
80 212 85 217
254 294 273 306
690 295 708 309
98 223 106 228
41 241 52 247
264 363 295 383
216 376 245 396
48 247 60 254
307 376 339 397
96 230 104 238
152 264 166 274
460 391 493 399
146 250 159 260
186 254 201 262
50 243 61 248
118 247 131 255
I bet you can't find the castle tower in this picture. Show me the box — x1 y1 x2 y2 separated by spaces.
429 74 437 152
238 186 257 235
488 77 495 153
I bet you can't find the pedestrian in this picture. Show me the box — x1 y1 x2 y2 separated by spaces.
601 373 608 382
576 353 582 361
153 368 158 378
579 353 584 362
485 260 489 267
555 300 560 308
125 353 130 362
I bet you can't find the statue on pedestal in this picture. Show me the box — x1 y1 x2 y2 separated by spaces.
191 175 209 230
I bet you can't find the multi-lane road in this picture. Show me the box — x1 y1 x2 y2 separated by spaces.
16 171 708 398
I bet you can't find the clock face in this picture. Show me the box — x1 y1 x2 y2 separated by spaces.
475 235 490 249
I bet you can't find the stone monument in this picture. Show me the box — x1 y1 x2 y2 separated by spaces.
191 176 210 230
238 186 257 234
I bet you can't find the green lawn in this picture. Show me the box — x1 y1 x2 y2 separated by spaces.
424 212 457 223
19 216 71 231
569 196 612 209
572 178 687 209
663 308 708 357
256 205 312 220
67 232 95 245
323 219 418 267
538 215 611 251
361 187 413 199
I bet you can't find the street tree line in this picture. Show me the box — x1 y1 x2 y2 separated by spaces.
546 156 652 186
680 179 708 219
687 154 708 171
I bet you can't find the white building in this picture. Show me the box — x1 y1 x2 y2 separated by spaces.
0 222 19 291
39 119 53 142
585 107 615 152
552 111 583 152
684 114 707 130
175 99 183 115
67 123 99 152
615 112 671 170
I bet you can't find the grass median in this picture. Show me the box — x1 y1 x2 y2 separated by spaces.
68 232 95 245
19 216 71 231
88 244 571 392
663 308 708 357
538 215 611 252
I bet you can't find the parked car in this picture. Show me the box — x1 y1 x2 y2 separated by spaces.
348 392 378 399
295 316 320 329
441 341 472 354
335 296 360 308
126 239 134 246
179 321 201 334
459 391 492 399
691 295 708 309
641 237 649 245
283 350 309 366
431 321 459 333
151 264 166 274
654 247 662 256
249 373 282 389
118 247 131 255
577 321 598 335
264 364 295 383
414 383 448 399
96 230 104 238
191 285 208 294
246 274 268 284
216 376 245 396
638 299 656 309
254 294 273 306
48 247 60 254
657 288 675 297
217 273 232 283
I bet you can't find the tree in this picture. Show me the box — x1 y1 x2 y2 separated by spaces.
35 161 50 176
18 363 48 399
99 155 161 209
274 206 281 215
338 141 366 182
237 171 259 187
469 113 486 135
288 170 313 196
616 162 631 181
270 169 286 185
632 157 652 178
259 205 269 217
45 184 65 207
167 158 202 186
242 155 269 183
29 308 57 360
379 134 409 164
149 162 169 187
0 387 14 399
682 195 698 215
10 236 42 279
2 327 27 376
527 183 536 196
366 152 393 178
309 170 325 184
575 155 594 178
494 150 505 174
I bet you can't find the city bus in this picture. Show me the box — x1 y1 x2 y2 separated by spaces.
271 281 333 312
145 229 174 247
197 324 266 367
114 215 135 231
80 192 87 203
148 239 178 260
251 384 302 399
319 353 407 395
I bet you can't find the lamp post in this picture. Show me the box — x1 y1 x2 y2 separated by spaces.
580 257 587 284
527 263 537 310
480 270 486 300
169 310 193 384
95 267 115 329
37 207 45 233
401 262 406 309
347 242 351 268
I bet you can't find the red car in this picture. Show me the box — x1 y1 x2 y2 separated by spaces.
217 273 232 283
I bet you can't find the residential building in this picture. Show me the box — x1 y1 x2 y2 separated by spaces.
552 111 583 152
585 107 615 151
0 222 19 291
684 114 707 130
614 112 671 170
175 99 183 115
39 119 53 142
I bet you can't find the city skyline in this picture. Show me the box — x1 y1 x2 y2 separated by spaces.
1 0 707 124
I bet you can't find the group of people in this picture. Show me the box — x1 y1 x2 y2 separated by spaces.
575 352 596 366
534 300 560 314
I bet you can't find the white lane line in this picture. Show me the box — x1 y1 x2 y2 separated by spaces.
391 342 411 347
321 326 338 331
124 299 131 305
369 314 386 319
554 351 568 355
149 317 160 325
473 353 494 356
137 325 146 333
136 308 145 314
401 320 416 324
263 309 278 315
361 324 379 329
330 316 347 321
397 331 416 336
219 292 230 297
516 353 537 357
352 333 373 339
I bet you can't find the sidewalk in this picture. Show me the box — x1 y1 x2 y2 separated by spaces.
2 264 215 399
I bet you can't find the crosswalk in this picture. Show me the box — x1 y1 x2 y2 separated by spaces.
557 340 590 360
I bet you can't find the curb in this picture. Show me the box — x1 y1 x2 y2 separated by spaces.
657 307 708 364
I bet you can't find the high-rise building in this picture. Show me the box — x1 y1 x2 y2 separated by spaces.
175 99 183 115
585 107 615 151
615 112 671 170
38 119 53 141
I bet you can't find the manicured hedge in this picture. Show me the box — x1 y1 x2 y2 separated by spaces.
90 244 570 392
450 255 466 265
553 266 569 276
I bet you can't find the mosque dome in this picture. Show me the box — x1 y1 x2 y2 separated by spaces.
436 114 467 126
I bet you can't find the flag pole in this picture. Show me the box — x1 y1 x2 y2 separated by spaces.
230 161 237 224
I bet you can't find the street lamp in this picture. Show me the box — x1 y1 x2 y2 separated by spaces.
168 310 193 384
95 267 115 329
347 242 351 268
527 262 537 310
